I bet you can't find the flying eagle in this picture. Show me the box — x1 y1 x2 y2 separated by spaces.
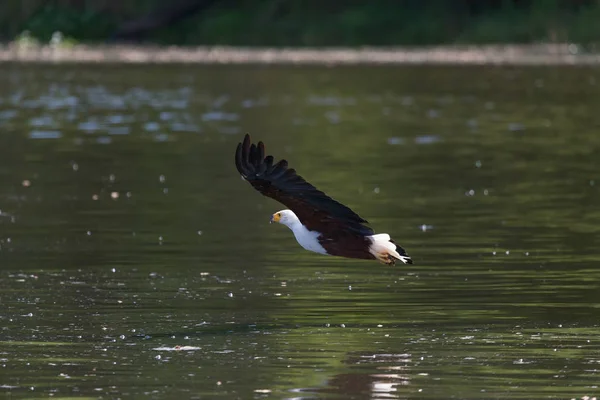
235 134 412 265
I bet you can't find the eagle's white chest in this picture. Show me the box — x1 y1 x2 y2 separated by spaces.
289 223 328 255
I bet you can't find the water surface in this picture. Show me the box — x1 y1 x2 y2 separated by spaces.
1 64 599 399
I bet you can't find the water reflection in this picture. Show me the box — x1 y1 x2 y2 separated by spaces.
0 64 599 399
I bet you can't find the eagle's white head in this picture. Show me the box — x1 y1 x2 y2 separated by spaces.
270 209 299 228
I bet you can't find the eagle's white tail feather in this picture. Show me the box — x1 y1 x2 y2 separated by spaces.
367 233 411 265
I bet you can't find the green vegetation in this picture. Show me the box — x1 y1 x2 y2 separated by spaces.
2 0 600 46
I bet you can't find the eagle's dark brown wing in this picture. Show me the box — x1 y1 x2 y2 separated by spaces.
235 134 373 235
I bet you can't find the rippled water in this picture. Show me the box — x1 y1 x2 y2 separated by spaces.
1 64 599 399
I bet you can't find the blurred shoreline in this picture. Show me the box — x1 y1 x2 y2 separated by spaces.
1 43 598 65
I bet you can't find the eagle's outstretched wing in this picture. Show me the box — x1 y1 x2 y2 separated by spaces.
235 134 373 235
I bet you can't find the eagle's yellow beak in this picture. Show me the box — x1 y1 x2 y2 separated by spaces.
270 213 281 224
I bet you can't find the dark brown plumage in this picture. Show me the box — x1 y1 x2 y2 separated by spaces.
235 134 372 235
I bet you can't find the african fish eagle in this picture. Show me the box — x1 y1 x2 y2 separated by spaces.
235 134 412 265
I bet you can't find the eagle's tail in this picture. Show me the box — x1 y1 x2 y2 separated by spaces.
367 233 412 265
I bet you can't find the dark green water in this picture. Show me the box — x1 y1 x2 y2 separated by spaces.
0 64 599 399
